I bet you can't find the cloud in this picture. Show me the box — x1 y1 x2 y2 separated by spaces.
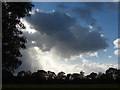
108 56 112 59
72 7 96 25
87 25 93 29
104 49 107 52
56 3 67 9
72 3 104 26
82 60 118 75
113 38 120 48
17 46 117 75
85 2 104 11
108 2 118 11
89 52 98 57
16 10 110 74
23 10 108 58
114 49 120 56
113 38 120 57
114 49 118 55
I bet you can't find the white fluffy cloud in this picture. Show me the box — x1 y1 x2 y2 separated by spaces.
89 52 98 57
114 49 120 56
113 38 120 56
108 56 112 59
104 49 107 52
18 46 117 75
113 38 120 48
82 59 118 75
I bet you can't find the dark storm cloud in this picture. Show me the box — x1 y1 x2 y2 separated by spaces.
24 10 108 58
108 2 118 11
72 3 104 25
56 3 67 9
25 11 76 42
85 2 104 11
72 7 96 25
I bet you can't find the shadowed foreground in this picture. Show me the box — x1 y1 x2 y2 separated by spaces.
2 67 120 89
2 84 120 89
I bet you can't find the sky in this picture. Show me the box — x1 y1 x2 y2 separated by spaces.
16 2 119 75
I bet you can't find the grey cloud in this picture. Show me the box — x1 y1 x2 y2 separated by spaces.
85 2 117 12
23 31 55 52
108 2 118 11
23 10 108 58
72 7 96 25
56 3 67 9
72 3 104 26
25 11 76 43
85 2 104 11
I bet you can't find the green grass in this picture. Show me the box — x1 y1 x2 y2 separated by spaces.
2 84 120 88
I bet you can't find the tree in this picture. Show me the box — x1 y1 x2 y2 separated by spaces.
72 73 80 80
37 70 48 80
66 74 72 80
105 68 118 79
116 69 120 80
97 72 103 79
57 71 66 80
89 72 97 80
17 71 25 77
80 71 85 79
47 71 56 80
2 2 34 72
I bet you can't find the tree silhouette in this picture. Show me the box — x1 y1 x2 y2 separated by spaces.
97 72 103 79
57 71 66 80
2 2 34 72
17 71 25 77
80 71 85 79
72 73 80 80
3 68 120 84
116 69 120 80
86 72 97 80
66 74 72 80
47 71 57 80
37 70 48 80
89 72 97 80
105 68 118 79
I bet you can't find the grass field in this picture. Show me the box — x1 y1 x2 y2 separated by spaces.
2 84 120 89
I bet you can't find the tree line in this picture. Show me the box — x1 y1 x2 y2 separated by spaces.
3 67 120 84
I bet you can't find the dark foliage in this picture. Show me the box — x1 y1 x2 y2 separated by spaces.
2 68 120 84
2 2 34 72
